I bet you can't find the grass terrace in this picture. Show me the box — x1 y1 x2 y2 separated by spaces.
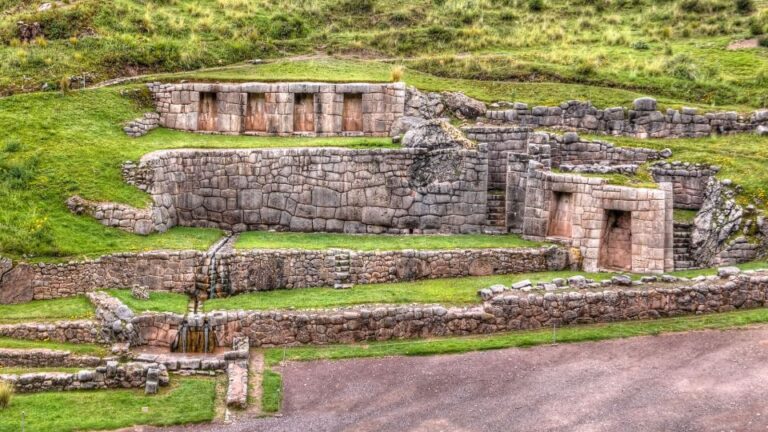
0 338 107 356
0 377 217 432
106 289 189 315
235 231 542 250
0 367 83 375
0 296 94 324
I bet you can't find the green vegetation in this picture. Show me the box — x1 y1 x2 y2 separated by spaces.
0 296 93 324
594 133 768 208
106 289 189 314
1 0 767 109
235 232 541 251
0 367 82 375
0 377 216 432
674 209 699 223
0 380 12 410
261 369 283 413
264 305 768 367
205 261 767 312
0 338 107 356
0 87 392 261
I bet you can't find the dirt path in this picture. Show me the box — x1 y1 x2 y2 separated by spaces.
146 325 768 431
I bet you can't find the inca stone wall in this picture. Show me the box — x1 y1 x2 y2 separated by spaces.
123 147 489 234
1 362 168 394
133 272 768 348
520 162 673 273
0 246 568 304
480 97 768 138
0 320 103 343
148 82 405 137
0 348 104 368
650 161 718 210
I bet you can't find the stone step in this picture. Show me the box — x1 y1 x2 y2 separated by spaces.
226 360 249 409
334 283 354 289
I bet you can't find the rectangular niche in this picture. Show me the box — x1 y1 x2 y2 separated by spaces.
244 93 267 132
342 93 363 132
599 210 633 271
547 192 573 239
198 92 217 131
293 93 315 133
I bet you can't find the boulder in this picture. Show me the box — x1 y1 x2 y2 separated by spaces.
757 125 768 136
442 92 487 119
633 97 657 111
402 119 475 151
691 178 743 267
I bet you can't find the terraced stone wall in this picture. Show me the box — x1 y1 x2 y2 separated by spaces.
650 162 718 210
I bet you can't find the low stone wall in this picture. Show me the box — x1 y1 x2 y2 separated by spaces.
650 161 718 210
0 348 104 368
133 272 768 348
1 361 168 394
1 245 567 304
481 98 768 138
124 112 160 138
0 320 103 344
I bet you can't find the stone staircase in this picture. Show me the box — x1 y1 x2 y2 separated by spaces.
333 251 353 289
673 222 698 270
485 190 507 233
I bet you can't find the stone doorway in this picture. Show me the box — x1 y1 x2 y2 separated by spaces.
342 94 363 132
244 93 267 132
293 93 315 132
599 210 632 271
198 92 217 131
547 192 573 238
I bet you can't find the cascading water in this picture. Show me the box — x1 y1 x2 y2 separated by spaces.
170 315 218 353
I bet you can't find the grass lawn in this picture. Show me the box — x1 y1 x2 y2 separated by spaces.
0 377 216 432
261 369 283 414
205 261 768 312
0 338 107 356
0 367 82 375
263 306 768 368
0 296 94 324
235 232 542 250
106 289 189 315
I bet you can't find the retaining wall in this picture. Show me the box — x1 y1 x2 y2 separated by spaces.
1 361 168 393
0 348 104 368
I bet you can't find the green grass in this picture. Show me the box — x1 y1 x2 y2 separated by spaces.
235 232 541 251
205 261 768 312
0 87 393 260
1 0 766 109
0 296 93 324
0 338 107 356
0 377 216 432
261 369 283 413
106 289 189 314
674 209 699 223
264 305 768 367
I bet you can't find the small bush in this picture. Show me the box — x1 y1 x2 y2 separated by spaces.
528 0 544 12
631 40 650 50
759 35 768 47
268 14 307 40
60 76 71 94
0 381 13 409
736 0 754 14
390 65 404 82
3 141 21 153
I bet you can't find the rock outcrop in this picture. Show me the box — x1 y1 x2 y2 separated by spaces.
691 178 744 266
402 119 476 150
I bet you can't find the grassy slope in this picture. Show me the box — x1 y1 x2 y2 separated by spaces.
204 261 767 311
0 87 393 260
235 232 541 250
106 289 189 314
0 337 107 356
0 377 216 432
0 296 93 324
1 0 767 108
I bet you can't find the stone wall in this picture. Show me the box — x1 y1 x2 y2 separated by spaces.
519 162 673 273
133 271 768 348
0 246 568 304
118 147 489 234
0 348 104 368
149 82 405 137
481 98 768 138
0 320 103 343
1 361 168 394
650 161 718 210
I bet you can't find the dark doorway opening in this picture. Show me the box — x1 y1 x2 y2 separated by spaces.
293 93 315 132
599 210 632 271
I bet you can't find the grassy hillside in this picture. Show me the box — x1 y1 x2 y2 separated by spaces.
1 0 767 108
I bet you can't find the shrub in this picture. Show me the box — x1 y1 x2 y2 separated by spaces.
0 381 13 409
335 0 377 14
736 0 754 14
664 53 698 80
268 14 307 40
759 35 768 47
60 76 71 94
390 65 404 82
631 40 650 50
528 0 544 12
3 141 21 153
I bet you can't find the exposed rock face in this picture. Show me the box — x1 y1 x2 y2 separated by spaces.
402 119 476 151
0 263 34 304
405 86 445 119
691 178 744 266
